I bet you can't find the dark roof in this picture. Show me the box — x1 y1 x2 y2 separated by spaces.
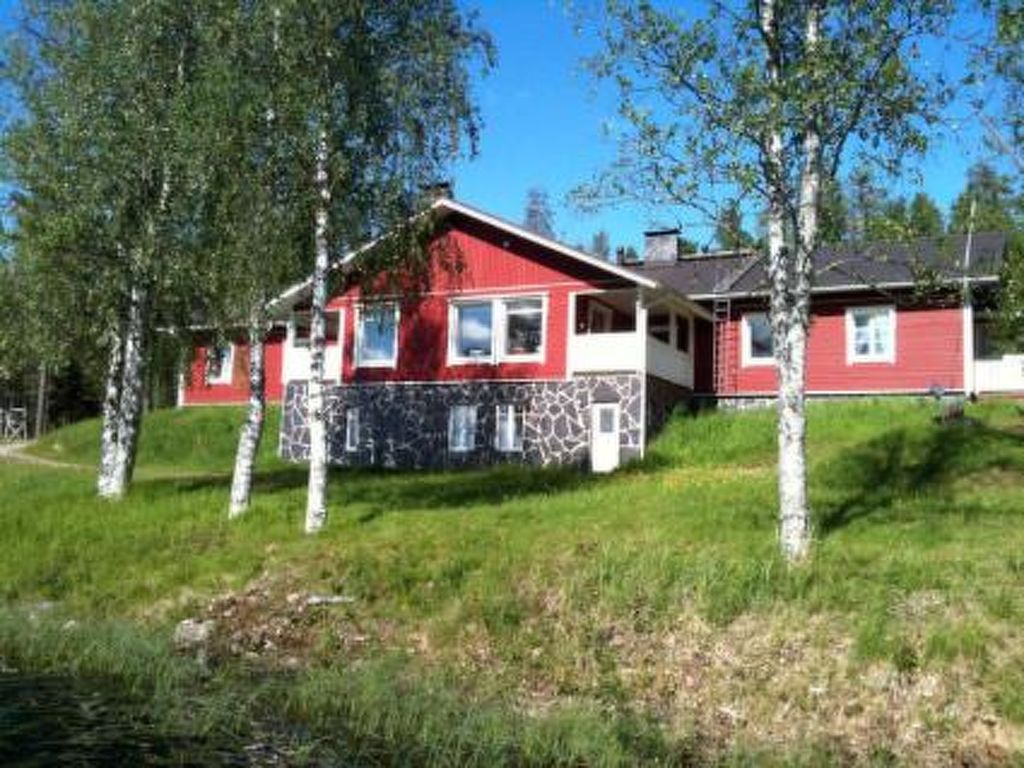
633 232 1007 298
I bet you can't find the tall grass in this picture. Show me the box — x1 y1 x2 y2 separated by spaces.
3 396 1023 763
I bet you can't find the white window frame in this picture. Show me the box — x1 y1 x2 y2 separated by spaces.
446 294 547 366
494 404 524 453
448 299 496 364
345 407 360 452
206 342 234 385
448 405 478 453
355 302 400 369
741 312 775 367
846 305 896 364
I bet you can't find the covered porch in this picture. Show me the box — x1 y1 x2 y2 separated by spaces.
566 288 708 389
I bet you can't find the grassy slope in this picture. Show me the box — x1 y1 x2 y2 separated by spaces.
4 398 1024 764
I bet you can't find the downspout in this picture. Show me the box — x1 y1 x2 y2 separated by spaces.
962 198 977 398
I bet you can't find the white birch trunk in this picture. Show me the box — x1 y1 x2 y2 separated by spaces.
97 326 125 497
103 281 148 499
229 318 267 518
304 126 331 534
761 0 813 563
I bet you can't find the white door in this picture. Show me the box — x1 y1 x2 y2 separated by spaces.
590 402 621 473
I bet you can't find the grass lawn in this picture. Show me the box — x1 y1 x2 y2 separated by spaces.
2 397 1024 765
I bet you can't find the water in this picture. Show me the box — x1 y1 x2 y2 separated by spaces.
0 672 265 767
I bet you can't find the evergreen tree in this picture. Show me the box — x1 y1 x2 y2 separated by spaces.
907 192 943 236
523 187 556 239
714 199 755 250
949 162 1021 233
590 230 611 260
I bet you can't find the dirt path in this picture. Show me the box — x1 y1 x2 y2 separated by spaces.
0 442 91 471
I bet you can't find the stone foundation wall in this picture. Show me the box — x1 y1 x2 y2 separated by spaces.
280 374 643 470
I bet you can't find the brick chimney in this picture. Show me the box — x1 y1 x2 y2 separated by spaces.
643 228 680 263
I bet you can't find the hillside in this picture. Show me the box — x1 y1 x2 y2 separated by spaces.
3 398 1024 765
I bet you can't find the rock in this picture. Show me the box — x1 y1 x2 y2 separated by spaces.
305 594 355 606
174 619 216 651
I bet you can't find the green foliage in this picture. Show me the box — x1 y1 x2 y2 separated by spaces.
576 1 953 243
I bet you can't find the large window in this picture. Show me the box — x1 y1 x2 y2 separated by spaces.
451 301 493 361
206 342 234 385
846 306 895 363
495 404 524 452
448 296 546 364
356 303 399 367
448 405 478 452
742 313 774 366
504 298 543 357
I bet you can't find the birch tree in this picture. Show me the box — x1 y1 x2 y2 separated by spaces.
581 0 952 561
181 1 307 518
4 1 206 498
266 1 491 533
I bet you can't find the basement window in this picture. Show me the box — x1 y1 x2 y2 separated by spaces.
448 405 478 453
345 408 360 452
495 404 524 452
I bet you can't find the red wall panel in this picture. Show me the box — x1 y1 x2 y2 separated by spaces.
181 329 285 405
721 296 964 395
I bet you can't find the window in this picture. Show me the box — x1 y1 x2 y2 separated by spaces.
675 315 690 353
451 301 493 361
206 343 234 385
649 312 671 344
345 408 360 452
448 405 477 452
447 295 546 365
292 310 339 348
503 298 543 357
495 404 524 452
356 303 399 367
742 313 774 366
847 306 895 363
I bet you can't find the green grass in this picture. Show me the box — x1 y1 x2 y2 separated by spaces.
4 396 1024 764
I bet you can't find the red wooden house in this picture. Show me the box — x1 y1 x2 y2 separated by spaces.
181 196 1018 471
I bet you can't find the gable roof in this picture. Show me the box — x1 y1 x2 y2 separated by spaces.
633 232 1008 299
273 197 661 310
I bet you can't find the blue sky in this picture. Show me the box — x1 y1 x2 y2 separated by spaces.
451 1 1013 251
0 0 1011 252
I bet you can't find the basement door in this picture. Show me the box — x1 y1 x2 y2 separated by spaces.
590 402 621 473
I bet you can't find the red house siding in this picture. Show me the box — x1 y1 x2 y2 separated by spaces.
719 295 964 395
181 213 632 405
332 215 631 384
181 329 286 405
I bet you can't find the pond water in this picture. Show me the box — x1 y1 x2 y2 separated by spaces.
0 672 264 766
